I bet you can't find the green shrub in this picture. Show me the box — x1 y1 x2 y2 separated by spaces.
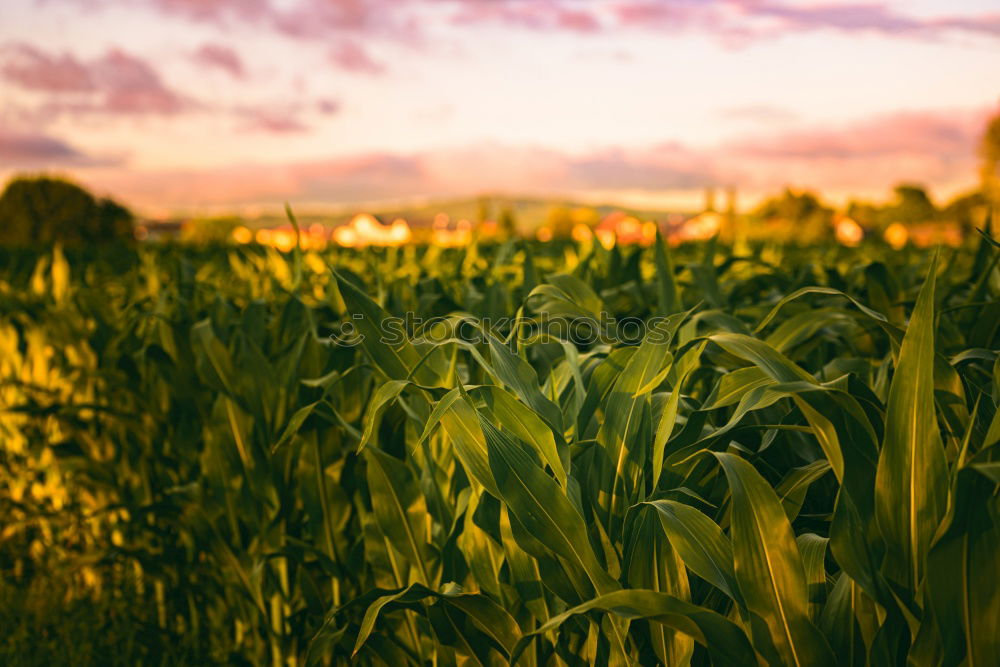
0 175 133 245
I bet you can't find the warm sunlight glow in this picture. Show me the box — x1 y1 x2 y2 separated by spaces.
884 222 908 249
834 217 864 247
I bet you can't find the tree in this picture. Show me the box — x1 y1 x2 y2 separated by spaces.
0 175 134 245
884 183 937 225
752 188 834 242
981 110 1000 224
846 199 881 230
942 190 989 233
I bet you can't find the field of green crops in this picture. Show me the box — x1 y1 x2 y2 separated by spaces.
1 233 999 666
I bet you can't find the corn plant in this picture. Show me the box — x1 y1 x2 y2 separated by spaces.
1 229 998 665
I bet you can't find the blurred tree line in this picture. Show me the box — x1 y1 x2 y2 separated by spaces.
750 110 1000 241
750 182 990 242
0 175 134 245
846 184 989 232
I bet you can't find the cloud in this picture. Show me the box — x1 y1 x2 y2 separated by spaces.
53 0 1000 47
723 108 989 193
450 1 603 33
730 109 980 160
52 143 722 209
131 0 418 42
193 43 245 78
85 151 428 207
627 1 1000 42
0 43 96 92
316 98 342 115
329 40 385 74
237 105 312 133
1 43 191 116
0 129 119 167
91 49 191 114
736 1 1000 40
564 145 720 189
144 0 273 25
62 105 991 210
53 0 1000 49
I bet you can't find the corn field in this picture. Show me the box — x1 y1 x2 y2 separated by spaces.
1 231 999 665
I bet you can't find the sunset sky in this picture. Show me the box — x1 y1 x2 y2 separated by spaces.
1 0 999 215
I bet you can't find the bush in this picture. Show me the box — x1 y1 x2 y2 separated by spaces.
0 175 133 245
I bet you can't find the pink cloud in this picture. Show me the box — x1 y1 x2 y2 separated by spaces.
614 1 715 30
563 144 721 189
730 109 981 160
0 43 96 92
81 151 427 207
193 43 245 78
735 1 1000 40
240 108 311 133
329 40 385 74
62 105 992 211
316 98 342 114
146 0 273 25
448 0 1000 44
92 49 190 114
723 108 990 194
0 129 119 167
1 44 191 115
451 1 603 32
54 0 1000 47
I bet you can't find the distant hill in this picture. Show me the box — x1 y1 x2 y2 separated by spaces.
235 195 690 232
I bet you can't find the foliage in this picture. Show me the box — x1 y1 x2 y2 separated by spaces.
981 109 1000 198
883 184 938 225
848 184 991 231
180 215 244 243
1 231 999 665
751 188 834 242
0 175 134 245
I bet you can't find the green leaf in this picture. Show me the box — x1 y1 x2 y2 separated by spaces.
357 380 409 452
599 317 678 526
364 448 433 586
527 273 604 321
817 574 871 667
479 417 620 598
623 509 694 666
874 254 948 591
476 384 567 487
926 467 1000 665
348 583 521 661
796 533 829 621
654 230 682 316
511 589 756 667
652 341 706 488
333 269 444 386
714 452 836 667
776 460 832 521
642 499 740 604
486 333 564 435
